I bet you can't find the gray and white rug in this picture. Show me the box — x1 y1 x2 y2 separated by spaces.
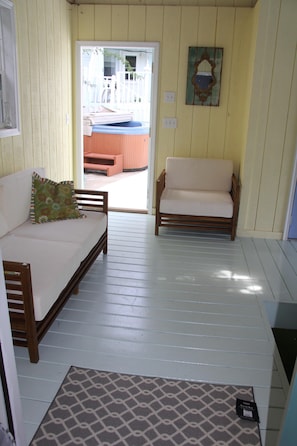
31 366 262 445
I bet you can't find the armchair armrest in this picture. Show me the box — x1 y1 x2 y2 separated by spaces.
230 174 240 208
231 174 240 201
156 169 166 209
155 169 166 235
230 174 240 240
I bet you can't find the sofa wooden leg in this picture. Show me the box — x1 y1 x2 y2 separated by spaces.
231 225 236 241
28 342 39 363
155 211 160 235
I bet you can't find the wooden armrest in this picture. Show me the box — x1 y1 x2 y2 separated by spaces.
75 189 108 214
230 174 240 203
155 169 166 235
230 174 241 228
3 260 39 363
156 169 166 208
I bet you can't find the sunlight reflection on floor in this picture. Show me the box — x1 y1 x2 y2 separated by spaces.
84 169 148 211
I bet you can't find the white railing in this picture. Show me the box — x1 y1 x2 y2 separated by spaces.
84 70 151 124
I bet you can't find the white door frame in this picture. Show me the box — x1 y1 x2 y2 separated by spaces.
75 41 159 214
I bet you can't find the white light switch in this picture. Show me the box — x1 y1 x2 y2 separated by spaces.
163 118 177 128
164 91 175 103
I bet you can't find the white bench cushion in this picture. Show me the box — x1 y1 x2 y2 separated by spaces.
10 211 107 260
0 210 107 320
160 189 234 218
165 157 233 192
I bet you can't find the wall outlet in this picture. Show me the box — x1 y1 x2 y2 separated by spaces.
164 91 175 103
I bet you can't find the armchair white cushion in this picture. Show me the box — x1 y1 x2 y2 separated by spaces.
165 157 233 191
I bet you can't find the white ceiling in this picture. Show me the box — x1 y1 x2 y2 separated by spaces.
67 0 258 7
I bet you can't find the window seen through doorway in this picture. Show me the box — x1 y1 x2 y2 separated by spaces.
125 56 136 80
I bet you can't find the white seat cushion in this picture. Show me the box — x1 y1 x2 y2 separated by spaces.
160 188 233 218
10 211 107 260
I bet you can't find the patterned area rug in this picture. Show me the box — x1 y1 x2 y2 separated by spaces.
31 366 262 445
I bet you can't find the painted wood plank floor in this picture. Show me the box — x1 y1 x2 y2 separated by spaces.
15 212 297 446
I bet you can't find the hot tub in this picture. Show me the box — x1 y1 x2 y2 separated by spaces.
84 121 149 171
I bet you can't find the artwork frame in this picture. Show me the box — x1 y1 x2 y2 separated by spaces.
185 47 223 106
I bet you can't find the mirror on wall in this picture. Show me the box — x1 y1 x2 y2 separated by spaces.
192 56 216 103
186 47 223 107
0 0 20 138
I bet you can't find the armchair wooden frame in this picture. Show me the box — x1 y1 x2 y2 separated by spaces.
155 170 240 240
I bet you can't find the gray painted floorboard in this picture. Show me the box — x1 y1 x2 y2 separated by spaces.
15 212 297 445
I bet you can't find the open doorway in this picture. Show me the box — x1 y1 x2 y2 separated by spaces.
75 41 159 213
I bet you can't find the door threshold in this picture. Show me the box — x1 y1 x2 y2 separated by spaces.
109 207 148 214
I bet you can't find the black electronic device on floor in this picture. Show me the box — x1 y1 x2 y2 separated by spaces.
236 398 260 422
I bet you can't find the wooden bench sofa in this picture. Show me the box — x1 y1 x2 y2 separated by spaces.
155 157 240 240
0 168 108 363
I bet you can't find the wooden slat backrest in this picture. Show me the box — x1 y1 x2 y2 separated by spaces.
75 189 108 214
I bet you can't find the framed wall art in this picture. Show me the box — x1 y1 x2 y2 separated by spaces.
185 47 223 106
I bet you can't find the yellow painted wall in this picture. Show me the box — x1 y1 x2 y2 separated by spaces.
72 4 254 182
0 0 73 182
0 0 296 239
239 0 297 238
71 0 297 240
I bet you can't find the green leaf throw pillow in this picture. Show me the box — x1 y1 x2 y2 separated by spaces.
30 172 85 224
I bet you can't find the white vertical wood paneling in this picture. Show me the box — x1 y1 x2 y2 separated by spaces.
111 5 129 40
190 7 217 158
0 0 73 182
61 3 72 180
255 1 297 233
36 0 50 171
157 7 181 167
77 5 95 40
239 0 297 238
145 5 164 42
15 0 34 170
208 8 234 160
175 7 199 158
128 6 146 41
28 0 42 168
0 0 295 234
71 1 297 239
224 7 255 175
94 5 112 40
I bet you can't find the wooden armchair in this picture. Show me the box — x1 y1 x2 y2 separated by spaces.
155 157 240 240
